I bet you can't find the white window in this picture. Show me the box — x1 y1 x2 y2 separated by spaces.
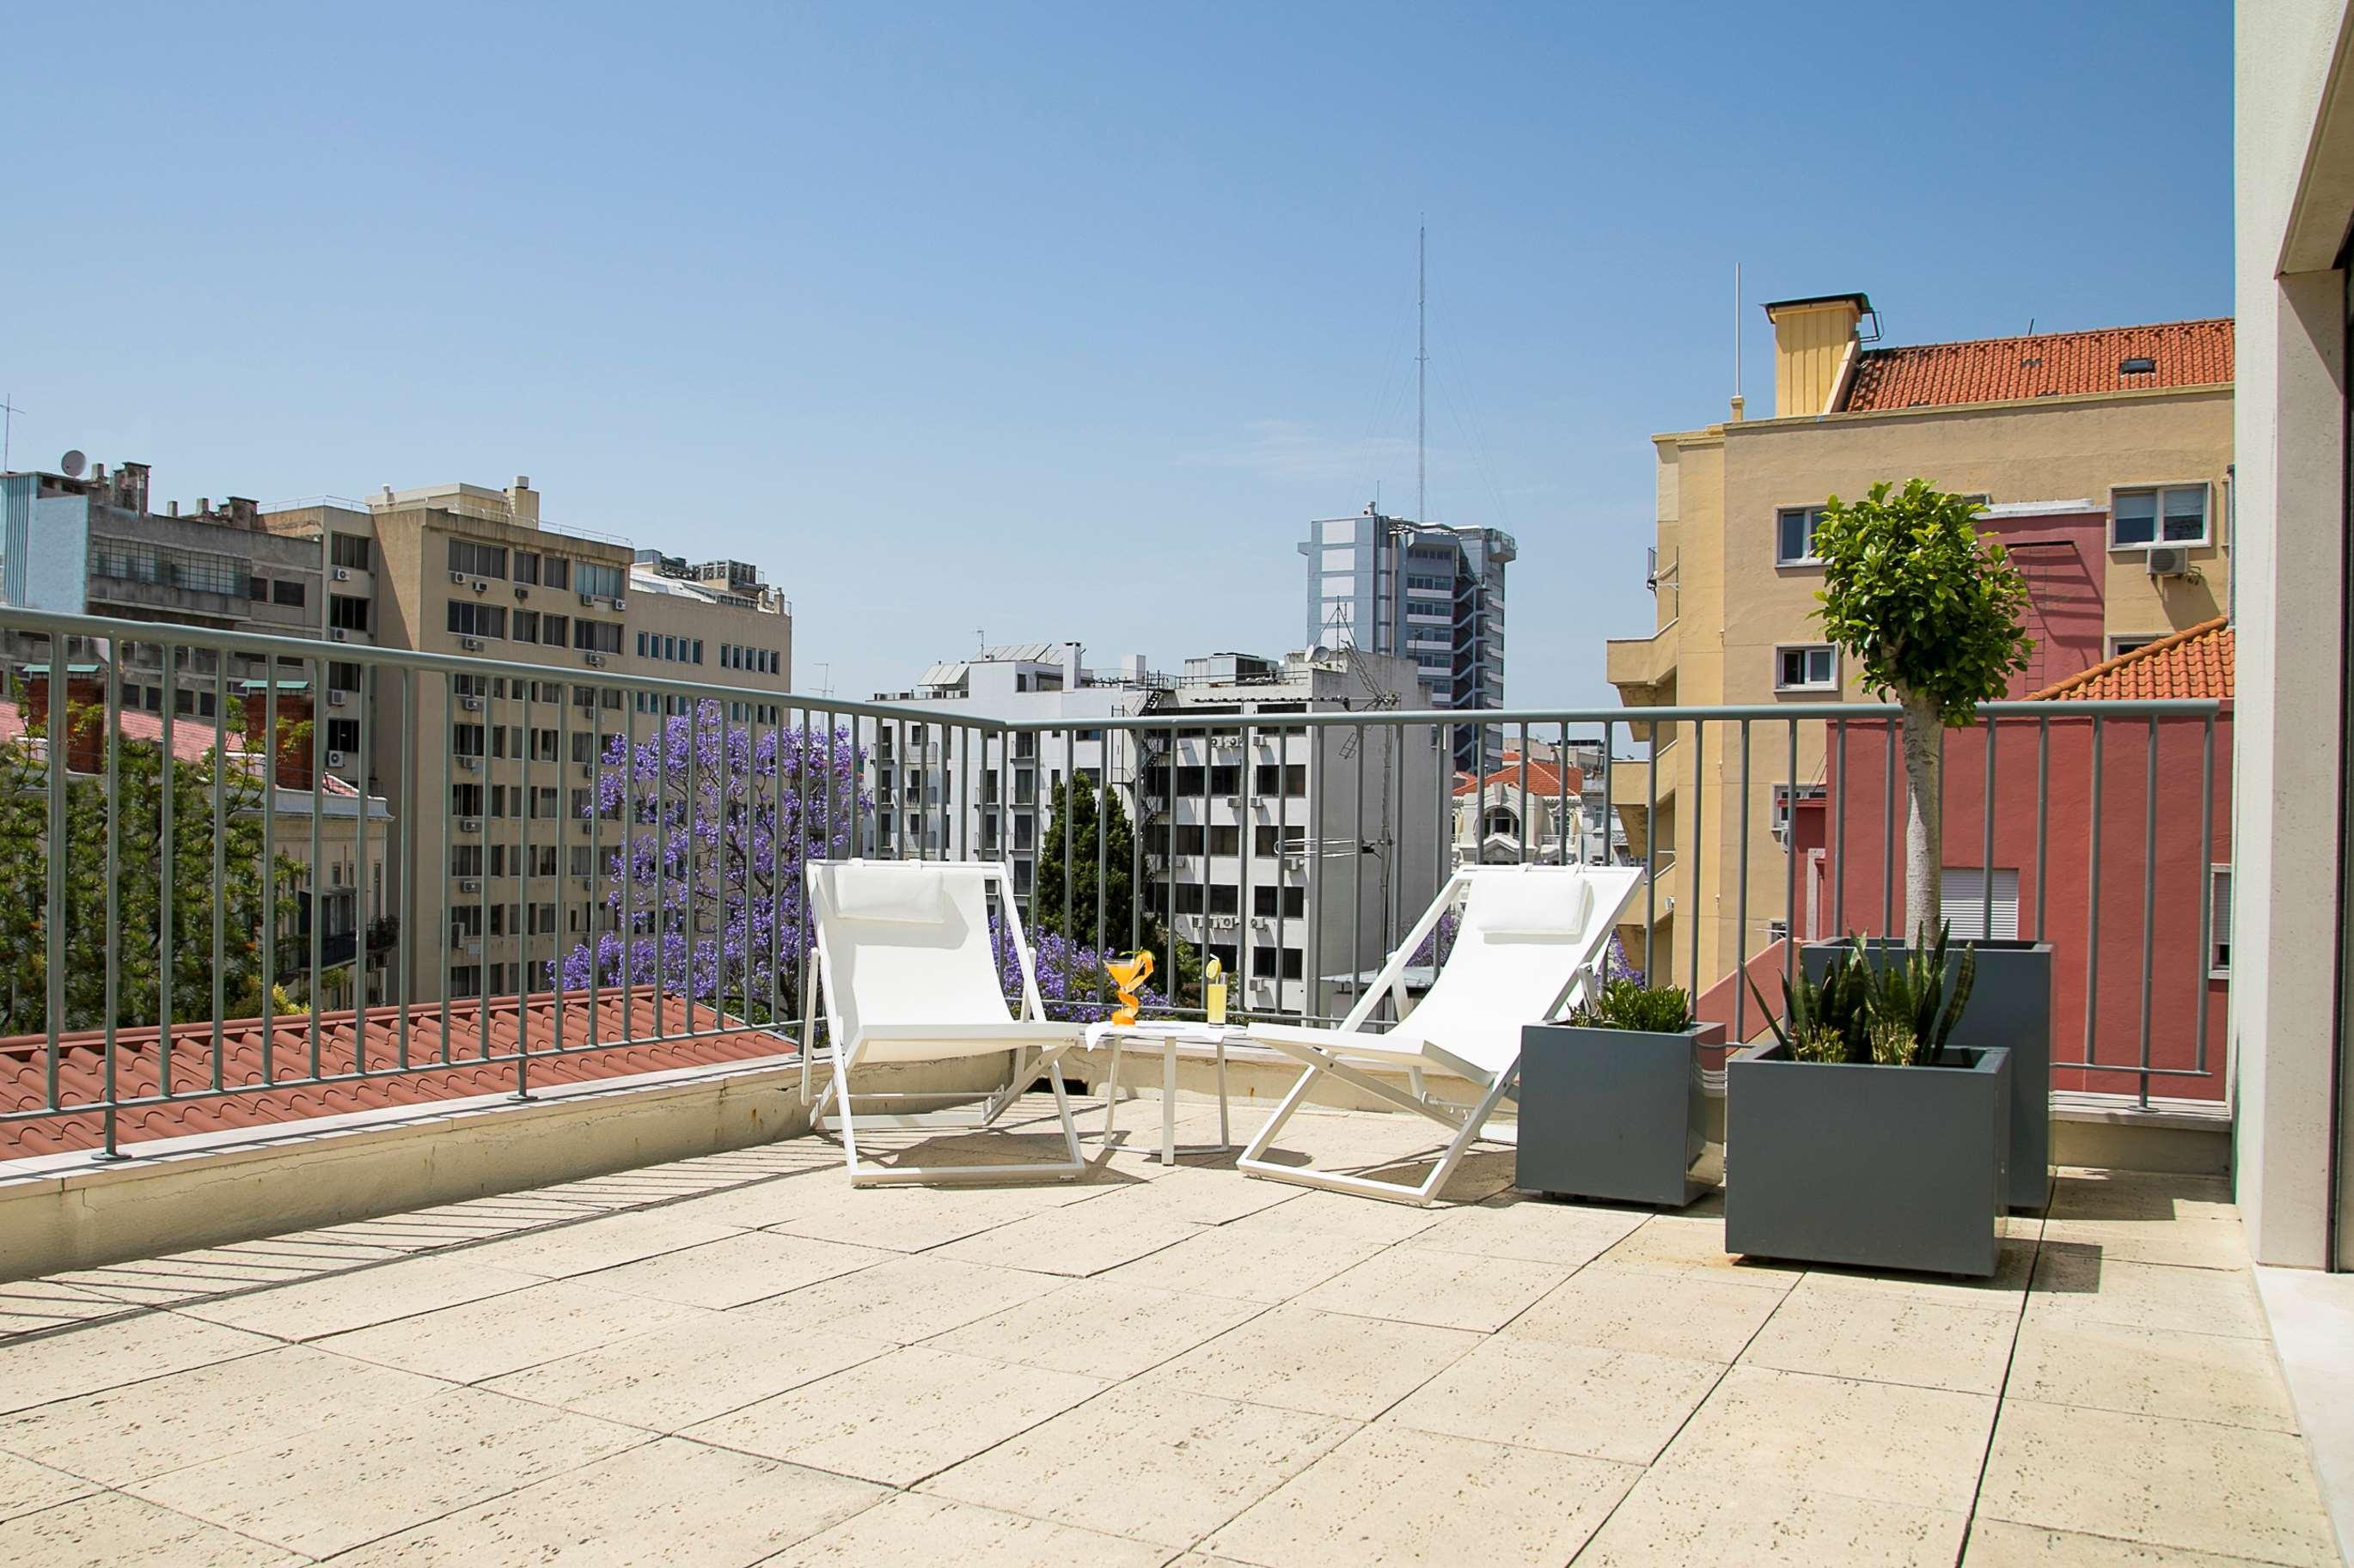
1775 644 1837 691
2112 484 2210 547
2209 864 2232 975
1776 505 1826 564
2108 636 2158 659
1940 867 2020 942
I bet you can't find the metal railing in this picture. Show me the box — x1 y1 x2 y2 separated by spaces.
0 605 2227 1158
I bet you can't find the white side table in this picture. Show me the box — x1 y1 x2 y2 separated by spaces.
1083 1022 1240 1165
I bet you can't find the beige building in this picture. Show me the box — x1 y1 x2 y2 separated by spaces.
266 477 792 1003
1605 295 2233 991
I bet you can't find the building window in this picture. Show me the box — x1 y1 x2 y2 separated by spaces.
541 614 569 647
1940 867 2021 942
1770 783 1828 838
513 609 539 643
2209 864 2232 975
326 719 359 752
1776 505 1827 564
513 552 541 586
329 534 371 570
543 557 572 590
2108 636 2159 659
576 619 623 655
1775 644 1837 691
576 561 624 599
447 538 508 579
248 576 267 601
2112 485 2210 547
272 579 306 608
447 601 508 639
328 595 369 633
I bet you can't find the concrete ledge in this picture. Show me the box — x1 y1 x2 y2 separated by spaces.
0 1048 1007 1284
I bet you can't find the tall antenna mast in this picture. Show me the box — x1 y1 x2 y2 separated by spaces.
0 394 22 472
1730 263 1746 421
1415 226 1428 526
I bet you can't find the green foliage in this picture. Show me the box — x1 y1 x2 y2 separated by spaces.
1750 924 1978 1068
1572 979 1694 1033
1811 479 2035 725
1031 774 1140 946
0 707 303 1034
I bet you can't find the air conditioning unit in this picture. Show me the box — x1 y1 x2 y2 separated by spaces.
449 570 468 584
610 596 626 610
461 637 484 651
579 592 596 607
332 566 351 582
459 695 483 711
2145 545 2191 577
327 690 347 706
513 586 529 601
328 627 348 642
458 817 482 833
1210 913 1239 930
460 878 482 894
457 755 480 772
472 580 487 594
327 750 346 768
579 761 594 778
579 877 596 892
584 653 606 668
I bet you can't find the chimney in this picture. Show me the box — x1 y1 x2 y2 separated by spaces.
114 461 151 514
225 497 259 528
168 500 180 517
505 475 540 524
1762 293 1871 418
21 665 110 774
1063 641 1084 689
239 686 317 791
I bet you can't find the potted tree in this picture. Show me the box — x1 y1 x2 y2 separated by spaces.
1729 930 2010 1276
1517 979 1715 1208
1801 479 2055 1211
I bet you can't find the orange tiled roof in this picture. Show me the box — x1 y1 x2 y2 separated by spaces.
1 988 789 1159
1845 318 2233 412
2030 617 2233 703
1452 758 1583 798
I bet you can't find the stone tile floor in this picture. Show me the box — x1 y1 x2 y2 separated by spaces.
0 1100 2339 1566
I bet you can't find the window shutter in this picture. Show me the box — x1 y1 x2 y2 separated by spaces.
1939 868 2019 942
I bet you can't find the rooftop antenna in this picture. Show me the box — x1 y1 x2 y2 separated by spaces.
0 394 22 471
814 662 835 699
1730 264 1745 422
1416 224 1427 526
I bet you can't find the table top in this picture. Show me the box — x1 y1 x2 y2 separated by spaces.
1083 1020 1247 1047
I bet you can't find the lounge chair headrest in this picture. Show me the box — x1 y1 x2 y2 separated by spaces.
830 865 951 925
1468 871 1594 940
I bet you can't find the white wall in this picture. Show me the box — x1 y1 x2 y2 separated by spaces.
2232 0 2353 1268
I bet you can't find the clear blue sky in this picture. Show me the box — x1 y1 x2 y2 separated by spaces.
5 2 2230 708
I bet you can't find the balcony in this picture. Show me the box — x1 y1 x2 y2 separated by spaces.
1604 619 1679 712
0 1107 2329 1565
0 603 2331 1566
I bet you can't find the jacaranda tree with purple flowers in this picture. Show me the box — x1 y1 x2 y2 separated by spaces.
559 704 870 1023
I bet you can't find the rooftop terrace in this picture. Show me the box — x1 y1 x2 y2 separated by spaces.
0 1100 2334 1567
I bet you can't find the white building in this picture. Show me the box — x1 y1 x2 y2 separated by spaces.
1140 647 1448 1017
870 643 1170 906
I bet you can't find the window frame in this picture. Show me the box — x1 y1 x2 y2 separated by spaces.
2108 482 2212 550
1774 504 1827 566
2208 863 2232 978
1773 643 1838 692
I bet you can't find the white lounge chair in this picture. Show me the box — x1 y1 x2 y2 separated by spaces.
1238 863 1643 1205
800 859 1087 1186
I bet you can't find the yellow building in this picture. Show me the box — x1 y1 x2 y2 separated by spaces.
1605 293 2232 992
267 478 792 1003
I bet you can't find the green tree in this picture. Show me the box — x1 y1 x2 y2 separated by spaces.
1030 774 1141 946
0 699 303 1034
1811 479 2035 932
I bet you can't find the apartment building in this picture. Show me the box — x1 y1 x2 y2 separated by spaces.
869 642 1171 906
0 461 328 717
1452 740 1623 866
265 476 792 1003
1605 295 2233 990
1301 511 1512 768
1140 647 1448 1016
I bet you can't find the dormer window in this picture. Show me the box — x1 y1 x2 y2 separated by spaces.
2119 357 2156 375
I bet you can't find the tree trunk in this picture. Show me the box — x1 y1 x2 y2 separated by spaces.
1897 686 1943 938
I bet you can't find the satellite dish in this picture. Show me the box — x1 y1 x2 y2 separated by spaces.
58 449 86 479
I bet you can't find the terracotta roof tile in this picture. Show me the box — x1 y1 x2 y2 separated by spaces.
2029 617 2233 703
1452 758 1583 798
0 988 790 1159
1845 318 2232 412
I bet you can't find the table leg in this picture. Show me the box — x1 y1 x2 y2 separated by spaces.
1101 1037 1121 1151
1161 1040 1177 1165
1216 1038 1230 1150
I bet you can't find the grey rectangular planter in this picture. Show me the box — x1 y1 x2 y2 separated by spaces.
1803 939 2053 1212
1725 1041 2010 1278
1515 1022 1710 1208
